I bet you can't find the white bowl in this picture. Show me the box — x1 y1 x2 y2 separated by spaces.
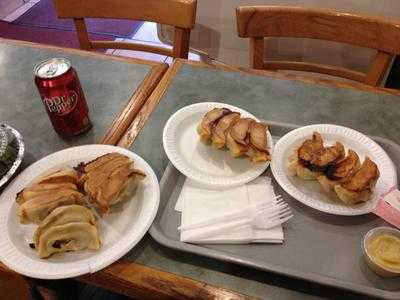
362 226 400 278
0 124 24 189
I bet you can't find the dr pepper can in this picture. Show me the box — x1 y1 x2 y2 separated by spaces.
34 58 92 137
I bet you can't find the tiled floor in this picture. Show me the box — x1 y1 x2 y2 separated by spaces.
107 22 206 64
2 0 40 22
3 2 206 64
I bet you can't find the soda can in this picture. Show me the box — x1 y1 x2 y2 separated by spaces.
34 58 92 137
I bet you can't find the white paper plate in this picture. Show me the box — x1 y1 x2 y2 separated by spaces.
163 102 273 188
271 124 397 216
0 145 160 279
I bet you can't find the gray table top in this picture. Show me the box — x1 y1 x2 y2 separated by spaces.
128 61 400 299
0 40 157 168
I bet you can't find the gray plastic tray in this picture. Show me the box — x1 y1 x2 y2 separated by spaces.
149 121 400 299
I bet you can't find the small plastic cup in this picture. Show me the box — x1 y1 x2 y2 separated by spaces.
362 227 400 278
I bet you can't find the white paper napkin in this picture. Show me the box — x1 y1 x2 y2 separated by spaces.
176 177 284 244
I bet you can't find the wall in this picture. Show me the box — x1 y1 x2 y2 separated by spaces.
160 0 400 72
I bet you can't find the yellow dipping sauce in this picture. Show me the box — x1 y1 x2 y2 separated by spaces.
367 234 400 271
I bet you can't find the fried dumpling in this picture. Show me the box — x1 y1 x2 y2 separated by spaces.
318 150 360 192
37 168 78 185
18 189 85 224
287 152 299 176
34 205 100 259
211 112 240 149
295 132 325 179
83 153 129 173
296 133 345 180
17 168 79 205
311 142 345 170
334 157 380 204
298 133 345 171
82 153 146 214
16 183 78 205
246 122 270 162
226 118 253 157
197 108 231 143
230 118 253 145
297 132 324 168
33 205 96 246
35 222 100 259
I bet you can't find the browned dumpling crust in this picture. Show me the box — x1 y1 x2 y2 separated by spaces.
81 153 146 214
289 132 380 205
198 108 271 162
16 152 146 259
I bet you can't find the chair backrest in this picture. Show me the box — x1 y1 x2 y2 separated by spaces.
53 0 197 59
236 6 400 86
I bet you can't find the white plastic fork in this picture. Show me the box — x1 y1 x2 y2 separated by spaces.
178 196 285 231
184 210 293 241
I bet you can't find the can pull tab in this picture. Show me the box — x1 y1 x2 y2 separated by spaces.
45 61 59 77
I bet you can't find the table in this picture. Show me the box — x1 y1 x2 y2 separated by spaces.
0 38 167 164
117 59 400 299
0 38 186 298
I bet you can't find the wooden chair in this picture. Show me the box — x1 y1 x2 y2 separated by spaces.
236 6 400 86
53 0 197 59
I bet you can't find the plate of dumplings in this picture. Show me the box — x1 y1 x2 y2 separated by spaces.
271 124 397 215
163 102 273 187
0 145 159 279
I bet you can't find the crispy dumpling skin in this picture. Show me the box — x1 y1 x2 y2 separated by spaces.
109 169 146 206
230 118 253 146
82 153 146 214
197 108 231 143
226 130 248 157
37 169 78 185
295 132 326 179
295 133 345 179
311 142 345 170
287 152 299 176
16 183 77 205
297 132 324 169
18 190 85 224
226 118 253 157
246 122 270 162
246 147 271 162
17 168 79 205
83 153 129 173
318 150 360 192
298 132 345 172
211 112 240 149
33 205 96 246
296 164 323 180
334 157 380 204
35 221 100 258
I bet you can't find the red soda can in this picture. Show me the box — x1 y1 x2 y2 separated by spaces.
34 58 92 137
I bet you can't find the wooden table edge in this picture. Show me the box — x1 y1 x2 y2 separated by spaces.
0 261 255 300
101 62 168 144
0 38 163 67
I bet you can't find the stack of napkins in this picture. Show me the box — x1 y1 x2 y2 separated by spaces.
175 177 284 244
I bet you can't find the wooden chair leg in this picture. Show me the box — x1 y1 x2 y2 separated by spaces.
365 51 394 86
173 27 190 59
73 18 92 51
249 37 264 69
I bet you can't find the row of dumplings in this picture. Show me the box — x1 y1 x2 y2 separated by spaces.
16 152 145 258
197 107 271 162
288 132 380 205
